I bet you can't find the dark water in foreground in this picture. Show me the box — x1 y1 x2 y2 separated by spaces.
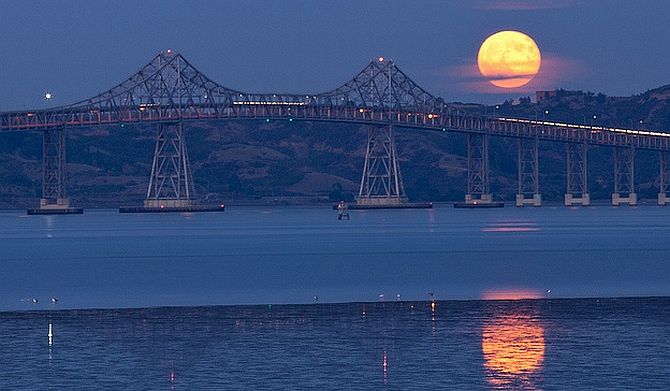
2 298 669 390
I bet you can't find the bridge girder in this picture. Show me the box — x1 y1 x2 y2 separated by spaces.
1 51 669 153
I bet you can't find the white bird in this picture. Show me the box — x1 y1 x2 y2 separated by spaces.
51 298 59 304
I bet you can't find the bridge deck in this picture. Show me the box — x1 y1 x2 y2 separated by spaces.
2 106 668 151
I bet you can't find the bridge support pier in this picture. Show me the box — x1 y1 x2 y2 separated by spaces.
612 147 637 206
659 151 669 206
356 125 408 206
516 137 541 207
27 128 82 214
565 142 590 206
145 121 194 208
465 132 493 204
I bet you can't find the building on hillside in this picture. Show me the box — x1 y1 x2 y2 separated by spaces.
536 90 583 103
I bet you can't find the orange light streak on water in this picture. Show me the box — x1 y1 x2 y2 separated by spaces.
482 314 545 389
482 289 543 301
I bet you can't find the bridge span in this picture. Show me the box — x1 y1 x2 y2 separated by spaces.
1 51 669 212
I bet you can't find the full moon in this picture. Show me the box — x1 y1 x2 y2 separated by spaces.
477 30 541 88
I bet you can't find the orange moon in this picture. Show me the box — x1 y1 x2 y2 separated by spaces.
477 30 541 88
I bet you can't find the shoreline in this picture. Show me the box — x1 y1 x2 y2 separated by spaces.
0 199 666 212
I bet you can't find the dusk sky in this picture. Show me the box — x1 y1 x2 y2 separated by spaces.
1 0 669 110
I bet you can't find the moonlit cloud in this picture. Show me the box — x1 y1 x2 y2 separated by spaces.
429 55 585 96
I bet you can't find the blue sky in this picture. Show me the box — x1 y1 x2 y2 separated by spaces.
1 0 669 109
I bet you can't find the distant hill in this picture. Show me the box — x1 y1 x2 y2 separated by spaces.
2 85 670 209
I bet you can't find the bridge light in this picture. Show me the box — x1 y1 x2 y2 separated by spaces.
266 118 270 122
359 108 365 113
166 48 173 54
378 56 384 62
289 118 293 122
44 91 53 100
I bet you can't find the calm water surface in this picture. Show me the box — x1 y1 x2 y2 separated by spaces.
1 206 669 389
1 298 669 389
1 205 669 310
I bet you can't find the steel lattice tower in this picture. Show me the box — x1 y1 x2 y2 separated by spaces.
357 125 407 205
659 151 670 205
145 121 194 208
612 147 636 206
565 142 589 206
516 137 541 206
40 128 69 209
465 132 492 203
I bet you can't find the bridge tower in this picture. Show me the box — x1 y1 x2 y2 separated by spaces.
41 128 68 208
516 137 541 207
565 142 590 206
27 127 82 214
357 124 408 205
612 147 637 206
464 132 492 204
659 151 670 205
145 121 194 208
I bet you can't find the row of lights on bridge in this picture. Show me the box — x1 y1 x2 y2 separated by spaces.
34 87 646 131
491 105 645 129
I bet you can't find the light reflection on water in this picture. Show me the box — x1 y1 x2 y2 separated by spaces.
482 289 544 301
482 313 545 390
481 219 540 233
0 298 669 389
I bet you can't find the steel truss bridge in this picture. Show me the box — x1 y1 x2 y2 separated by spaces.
2 51 670 211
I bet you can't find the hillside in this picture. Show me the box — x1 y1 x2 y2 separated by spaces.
2 85 670 209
